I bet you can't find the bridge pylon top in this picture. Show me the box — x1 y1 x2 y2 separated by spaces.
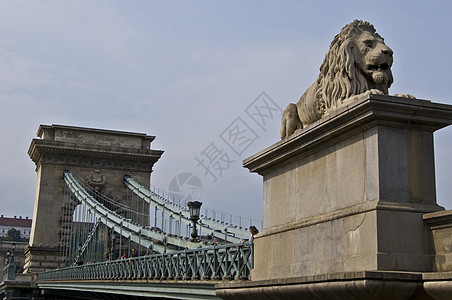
29 124 164 170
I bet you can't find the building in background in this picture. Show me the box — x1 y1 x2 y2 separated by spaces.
0 215 32 240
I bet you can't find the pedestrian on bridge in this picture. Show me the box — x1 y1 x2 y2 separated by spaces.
243 226 259 244
130 248 137 258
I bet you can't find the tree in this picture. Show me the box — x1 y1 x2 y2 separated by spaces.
1 228 26 242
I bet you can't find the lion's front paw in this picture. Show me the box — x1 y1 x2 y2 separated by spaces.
367 89 385 95
343 89 384 105
393 93 416 99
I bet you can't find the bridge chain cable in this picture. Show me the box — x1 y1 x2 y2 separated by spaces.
63 170 209 256
124 176 250 243
70 219 102 266
128 173 263 233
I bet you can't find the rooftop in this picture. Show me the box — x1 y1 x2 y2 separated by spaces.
0 215 32 227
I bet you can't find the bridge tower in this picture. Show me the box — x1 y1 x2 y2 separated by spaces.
25 124 163 272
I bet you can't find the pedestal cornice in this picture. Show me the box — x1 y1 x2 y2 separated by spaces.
243 95 452 175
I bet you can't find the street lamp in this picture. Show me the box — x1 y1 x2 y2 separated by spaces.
5 250 10 265
11 242 15 262
4 242 17 280
187 201 202 241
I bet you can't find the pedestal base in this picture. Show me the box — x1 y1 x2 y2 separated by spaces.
24 245 61 273
251 201 441 281
216 271 452 300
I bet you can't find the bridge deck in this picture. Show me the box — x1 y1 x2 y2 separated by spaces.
38 280 220 300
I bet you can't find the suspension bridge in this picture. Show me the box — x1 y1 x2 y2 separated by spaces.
36 169 255 299
0 124 260 300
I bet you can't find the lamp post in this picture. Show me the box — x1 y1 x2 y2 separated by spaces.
187 201 202 241
11 242 15 262
5 250 10 266
4 242 17 280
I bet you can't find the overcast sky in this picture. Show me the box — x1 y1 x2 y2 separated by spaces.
1 1 451 225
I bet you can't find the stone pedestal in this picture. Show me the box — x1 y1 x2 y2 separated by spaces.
26 124 163 272
23 245 60 274
244 94 452 279
0 273 35 300
217 95 452 299
423 210 452 272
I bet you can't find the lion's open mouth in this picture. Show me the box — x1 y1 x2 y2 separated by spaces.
368 63 389 71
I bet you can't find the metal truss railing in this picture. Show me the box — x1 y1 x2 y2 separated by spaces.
38 242 253 281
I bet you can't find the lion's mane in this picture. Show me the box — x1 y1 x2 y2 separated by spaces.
315 20 393 112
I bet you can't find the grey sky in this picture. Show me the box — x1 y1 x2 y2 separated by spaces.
1 1 451 224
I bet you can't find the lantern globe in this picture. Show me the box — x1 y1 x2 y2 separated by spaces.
188 201 202 220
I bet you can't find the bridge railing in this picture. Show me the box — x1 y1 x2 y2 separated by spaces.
37 242 254 281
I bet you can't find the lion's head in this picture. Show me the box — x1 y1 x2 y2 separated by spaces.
316 20 394 112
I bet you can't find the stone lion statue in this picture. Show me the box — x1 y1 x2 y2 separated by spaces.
281 20 411 139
